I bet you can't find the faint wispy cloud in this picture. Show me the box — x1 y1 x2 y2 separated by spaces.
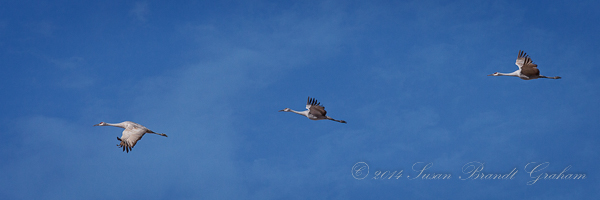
0 115 105 199
50 56 85 70
48 56 94 89
24 20 56 37
107 5 364 197
130 2 150 22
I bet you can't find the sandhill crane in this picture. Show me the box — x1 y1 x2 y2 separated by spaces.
488 50 561 80
94 121 167 153
279 97 347 123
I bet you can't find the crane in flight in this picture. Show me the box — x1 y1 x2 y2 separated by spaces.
94 121 167 153
279 97 347 123
488 50 561 80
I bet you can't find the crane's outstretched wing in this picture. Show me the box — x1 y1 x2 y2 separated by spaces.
520 56 540 77
515 50 541 78
306 96 322 109
515 50 528 69
117 127 147 153
306 97 327 117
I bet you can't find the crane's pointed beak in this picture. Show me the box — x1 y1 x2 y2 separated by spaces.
93 123 100 126
278 109 284 112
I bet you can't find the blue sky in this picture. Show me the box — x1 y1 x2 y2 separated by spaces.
1 0 598 199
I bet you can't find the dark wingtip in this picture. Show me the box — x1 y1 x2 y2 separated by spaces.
122 145 131 153
518 50 527 59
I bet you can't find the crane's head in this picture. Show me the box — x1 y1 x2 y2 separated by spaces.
279 108 291 112
487 72 500 76
94 122 107 126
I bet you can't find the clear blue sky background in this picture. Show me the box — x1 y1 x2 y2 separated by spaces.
1 0 598 199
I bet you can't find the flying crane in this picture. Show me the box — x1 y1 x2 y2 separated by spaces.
94 121 167 153
279 97 347 123
488 50 561 80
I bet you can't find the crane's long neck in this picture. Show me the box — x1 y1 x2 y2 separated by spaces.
497 70 520 77
290 109 309 117
282 109 309 117
104 122 126 128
